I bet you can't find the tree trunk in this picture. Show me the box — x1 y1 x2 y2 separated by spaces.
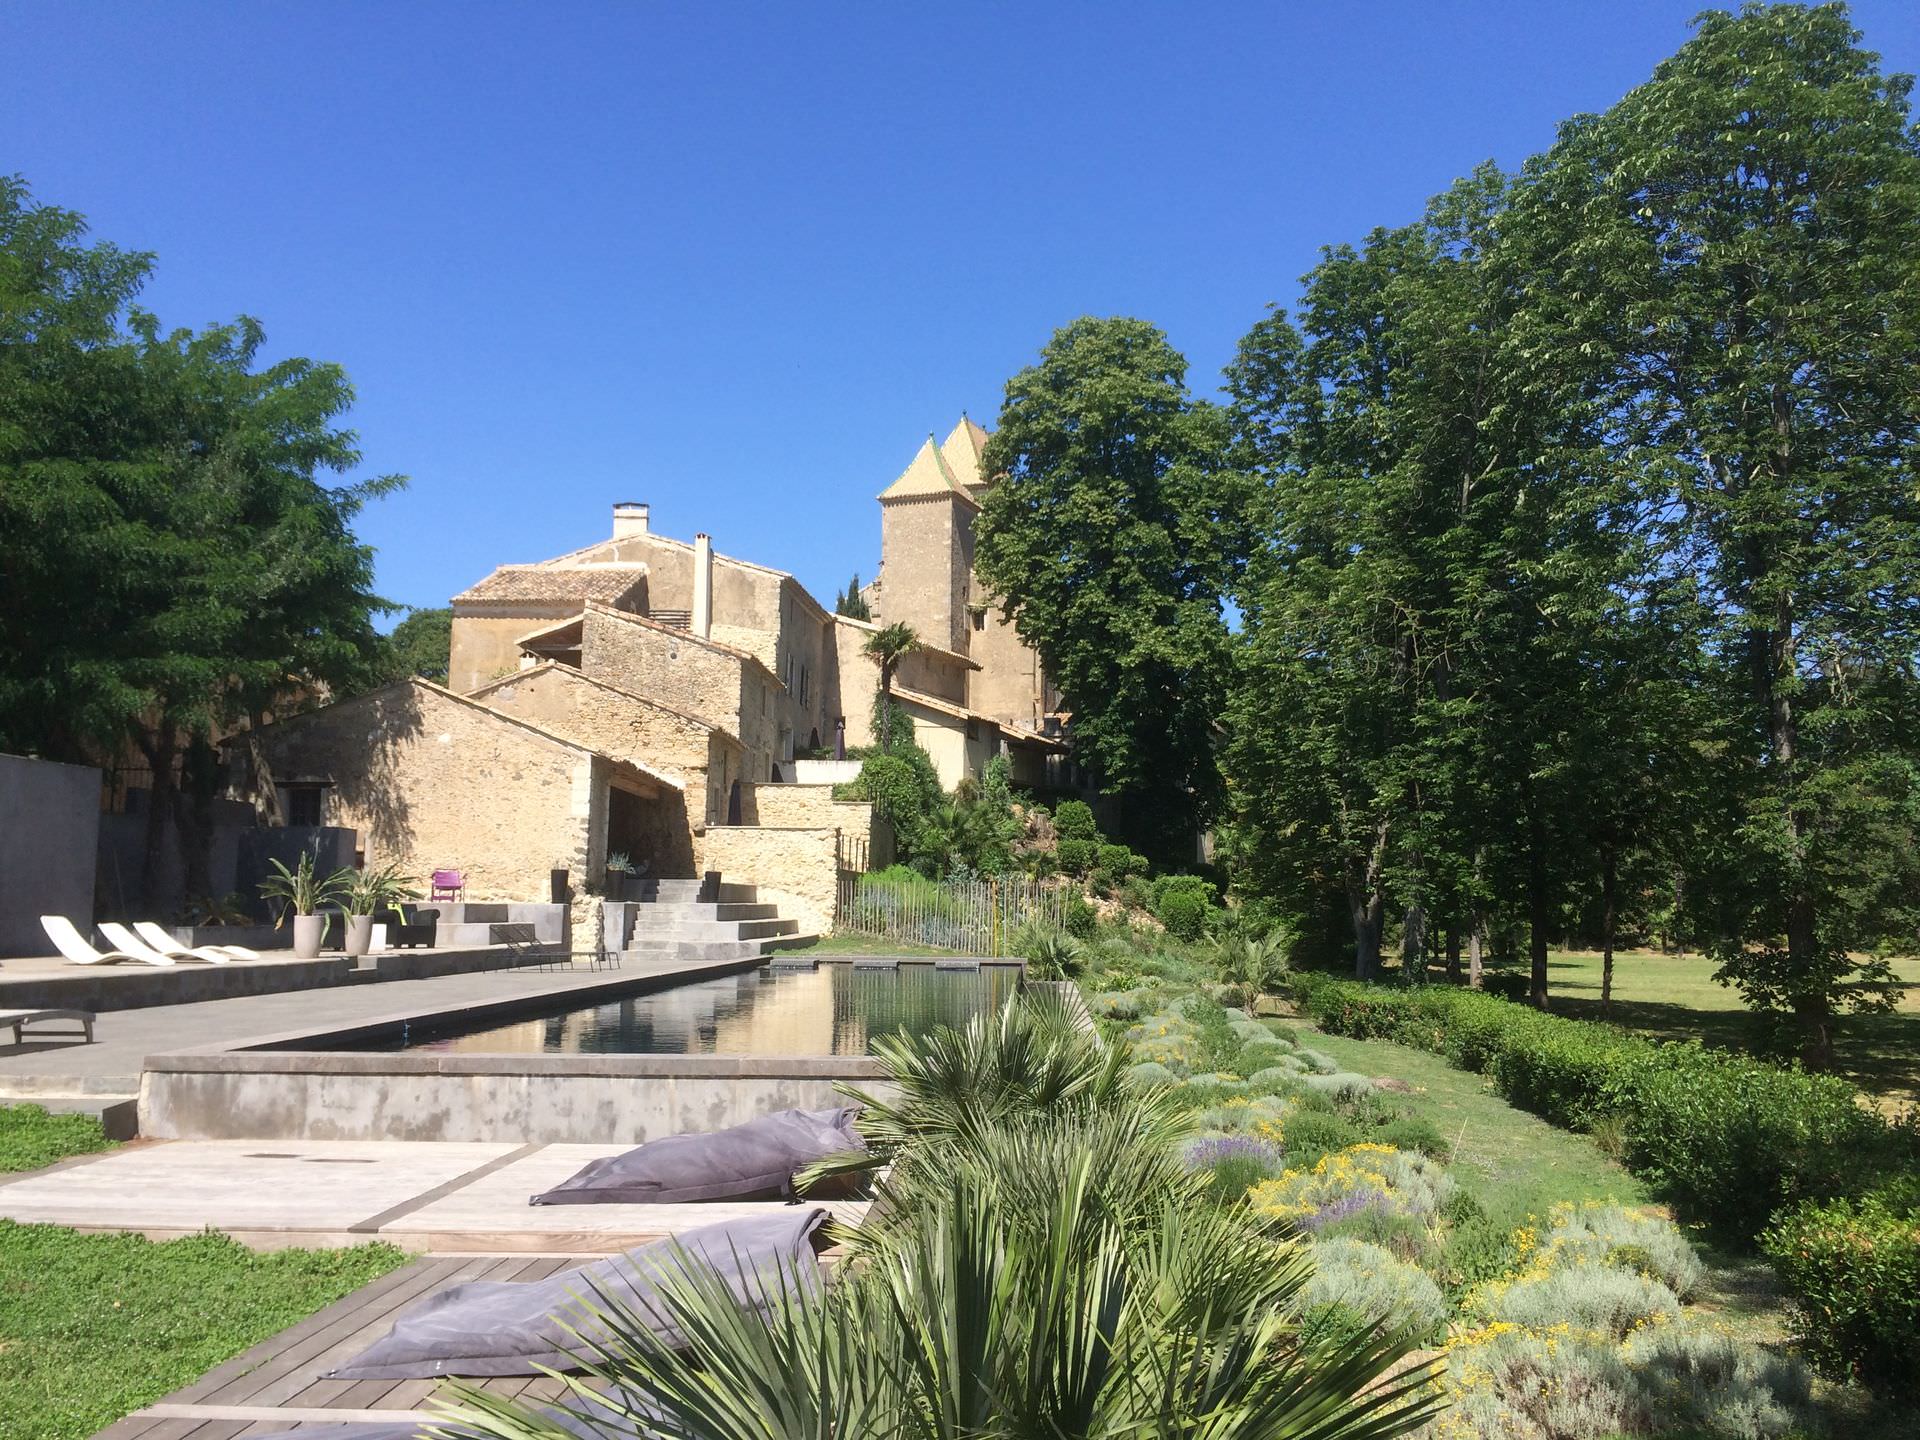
174 734 220 905
1600 842 1617 1019
1345 815 1390 979
1350 893 1385 979
1401 901 1426 979
1468 911 1485 990
1445 925 1462 984
1522 777 1550 1010
137 723 179 915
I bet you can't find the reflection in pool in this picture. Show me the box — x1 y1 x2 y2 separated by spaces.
354 962 1023 1057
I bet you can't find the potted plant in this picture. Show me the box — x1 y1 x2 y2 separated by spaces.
258 851 351 959
343 861 421 957
605 850 634 900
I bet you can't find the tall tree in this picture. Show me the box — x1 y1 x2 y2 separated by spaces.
384 606 453 683
835 573 871 621
0 176 403 905
1226 170 1646 996
976 317 1236 859
1517 2 1920 1063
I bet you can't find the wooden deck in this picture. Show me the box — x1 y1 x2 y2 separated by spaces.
94 1253 606 1439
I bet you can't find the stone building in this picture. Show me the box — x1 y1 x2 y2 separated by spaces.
241 416 1068 935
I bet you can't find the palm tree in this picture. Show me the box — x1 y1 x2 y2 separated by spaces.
434 997 1441 1440
440 1112 1440 1440
863 621 920 750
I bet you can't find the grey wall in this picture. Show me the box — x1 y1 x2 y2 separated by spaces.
0 753 102 956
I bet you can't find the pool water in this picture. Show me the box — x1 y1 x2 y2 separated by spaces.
361 963 1022 1057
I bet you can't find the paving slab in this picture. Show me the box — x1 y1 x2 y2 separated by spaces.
0 1139 517 1237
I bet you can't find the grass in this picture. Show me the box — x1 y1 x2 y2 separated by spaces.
1293 1025 1649 1228
0 1104 114 1174
788 933 963 957
0 1223 410 1440
1497 948 1920 1109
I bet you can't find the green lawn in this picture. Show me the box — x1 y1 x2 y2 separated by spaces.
0 1103 412 1440
0 1223 410 1440
0 1104 114 1173
1500 948 1920 1109
1295 1026 1648 1228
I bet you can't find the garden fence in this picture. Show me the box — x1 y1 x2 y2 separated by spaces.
833 871 1071 955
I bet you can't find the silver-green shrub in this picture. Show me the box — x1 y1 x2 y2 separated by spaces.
1535 1202 1705 1299
1477 1261 1680 1340
1295 1237 1448 1343
1624 1320 1811 1439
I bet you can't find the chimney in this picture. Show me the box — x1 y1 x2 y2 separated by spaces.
692 532 713 639
612 501 650 539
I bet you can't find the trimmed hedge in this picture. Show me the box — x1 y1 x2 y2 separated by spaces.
1763 1189 1920 1397
1291 973 1920 1396
1290 975 1908 1241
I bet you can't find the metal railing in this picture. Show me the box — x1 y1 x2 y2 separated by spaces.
834 871 1071 956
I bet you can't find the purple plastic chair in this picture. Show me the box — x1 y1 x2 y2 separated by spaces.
430 868 464 902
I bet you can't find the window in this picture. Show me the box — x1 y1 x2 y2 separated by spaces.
799 664 810 706
971 608 987 632
285 785 323 827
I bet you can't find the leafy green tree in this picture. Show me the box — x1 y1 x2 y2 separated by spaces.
977 317 1236 860
834 572 871 620
1516 2 1920 1063
383 606 451 683
1225 170 1647 997
0 176 402 905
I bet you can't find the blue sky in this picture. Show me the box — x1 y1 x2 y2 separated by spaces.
9 2 1919 619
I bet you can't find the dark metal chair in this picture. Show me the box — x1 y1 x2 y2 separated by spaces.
377 908 438 949
499 924 619 972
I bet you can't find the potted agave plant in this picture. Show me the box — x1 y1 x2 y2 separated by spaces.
258 851 351 959
343 861 421 957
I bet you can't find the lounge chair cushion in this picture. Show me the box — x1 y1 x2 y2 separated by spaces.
329 1208 827 1379
529 1107 864 1207
240 1386 660 1439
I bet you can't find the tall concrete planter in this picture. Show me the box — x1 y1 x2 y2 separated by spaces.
292 913 327 959
343 914 374 957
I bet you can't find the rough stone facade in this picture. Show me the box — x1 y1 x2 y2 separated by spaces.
578 606 782 783
739 782 872 835
701 825 841 936
247 680 645 902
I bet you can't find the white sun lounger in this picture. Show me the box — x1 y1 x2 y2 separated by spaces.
98 921 232 966
132 921 262 962
40 914 172 967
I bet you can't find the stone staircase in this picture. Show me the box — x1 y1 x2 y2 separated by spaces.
601 877 810 962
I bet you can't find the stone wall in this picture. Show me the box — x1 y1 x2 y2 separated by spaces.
251 681 598 902
448 608 569 694
580 607 789 782
740 783 873 836
470 663 724 794
701 825 840 935
0 753 99 956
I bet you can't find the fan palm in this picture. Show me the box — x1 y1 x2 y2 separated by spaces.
434 1118 1442 1440
1213 930 1293 997
863 621 920 749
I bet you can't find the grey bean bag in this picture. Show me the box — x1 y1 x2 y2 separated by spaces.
529 1107 864 1206
330 1208 827 1379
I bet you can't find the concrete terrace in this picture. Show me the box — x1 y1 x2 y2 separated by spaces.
0 955 763 1094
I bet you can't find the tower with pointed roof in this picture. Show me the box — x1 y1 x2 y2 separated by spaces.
873 416 1055 733
875 427 979 656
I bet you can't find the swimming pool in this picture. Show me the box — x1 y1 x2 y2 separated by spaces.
354 962 1022 1057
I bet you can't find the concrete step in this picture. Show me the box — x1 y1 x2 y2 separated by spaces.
618 939 776 963
626 918 799 942
625 901 779 923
